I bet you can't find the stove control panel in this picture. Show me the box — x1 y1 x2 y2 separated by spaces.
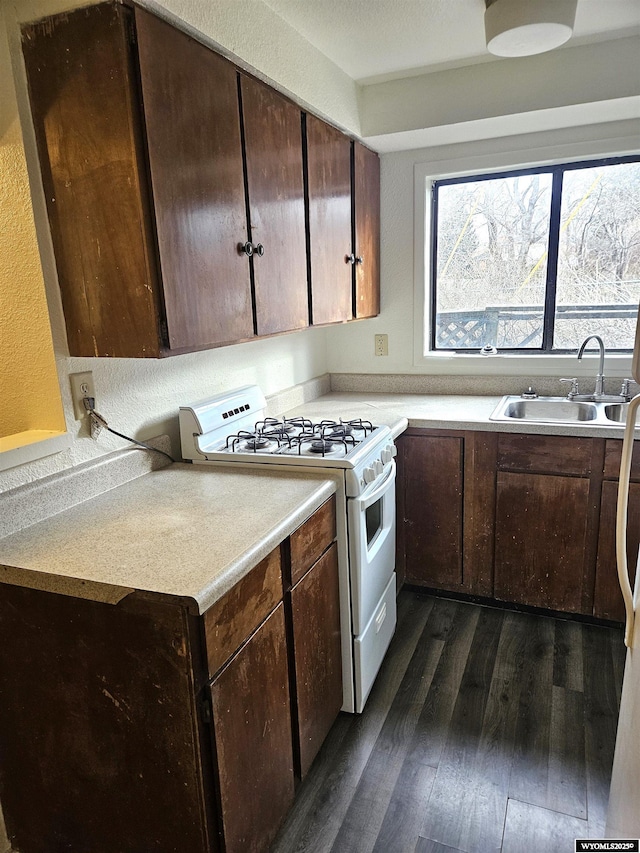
381 443 396 464
358 442 397 492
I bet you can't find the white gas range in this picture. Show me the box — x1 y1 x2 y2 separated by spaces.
179 385 398 712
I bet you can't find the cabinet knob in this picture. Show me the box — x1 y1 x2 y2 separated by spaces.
238 241 254 257
345 254 355 265
255 243 265 257
355 256 363 265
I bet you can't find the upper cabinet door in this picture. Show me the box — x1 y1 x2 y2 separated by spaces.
135 9 254 350
240 75 309 336
22 3 162 358
305 115 352 326
353 142 381 319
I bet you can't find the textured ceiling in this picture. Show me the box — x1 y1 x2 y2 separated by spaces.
260 0 640 82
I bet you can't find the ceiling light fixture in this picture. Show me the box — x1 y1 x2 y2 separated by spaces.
484 0 578 58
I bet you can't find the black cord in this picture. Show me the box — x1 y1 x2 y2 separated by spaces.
85 400 176 463
102 424 176 463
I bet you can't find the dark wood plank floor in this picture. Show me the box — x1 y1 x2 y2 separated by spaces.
271 591 625 853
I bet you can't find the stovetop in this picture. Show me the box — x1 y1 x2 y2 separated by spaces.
206 415 377 459
179 386 397 495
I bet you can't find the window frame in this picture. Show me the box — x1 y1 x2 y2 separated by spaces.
428 154 640 356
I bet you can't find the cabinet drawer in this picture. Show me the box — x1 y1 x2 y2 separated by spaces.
203 547 282 676
603 438 640 480
290 496 336 585
497 433 592 476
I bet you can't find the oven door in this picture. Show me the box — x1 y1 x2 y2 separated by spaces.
347 459 396 635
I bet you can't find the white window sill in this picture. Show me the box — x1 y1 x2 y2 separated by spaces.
414 350 633 378
0 431 71 473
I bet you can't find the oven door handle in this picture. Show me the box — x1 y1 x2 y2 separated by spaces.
356 460 396 509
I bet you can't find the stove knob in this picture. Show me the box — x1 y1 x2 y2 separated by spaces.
381 448 392 464
387 443 397 458
373 459 383 476
363 466 376 484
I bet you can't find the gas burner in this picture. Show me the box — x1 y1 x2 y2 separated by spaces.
244 436 270 451
309 438 335 454
262 426 293 439
225 430 273 452
342 418 374 434
285 416 313 431
256 417 295 435
323 425 354 440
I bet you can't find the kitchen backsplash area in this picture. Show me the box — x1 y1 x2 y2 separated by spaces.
0 436 173 539
329 372 635 397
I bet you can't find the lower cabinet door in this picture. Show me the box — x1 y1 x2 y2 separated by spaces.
290 542 343 778
402 434 464 588
210 604 294 853
494 471 590 613
594 479 640 621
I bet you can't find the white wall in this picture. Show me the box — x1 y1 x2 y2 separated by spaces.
0 0 360 493
326 118 640 378
361 38 640 147
2 0 639 494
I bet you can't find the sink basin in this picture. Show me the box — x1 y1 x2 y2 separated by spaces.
499 398 598 423
604 403 629 423
490 395 629 426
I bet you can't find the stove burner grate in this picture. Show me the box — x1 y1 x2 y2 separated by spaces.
244 436 270 451
225 430 274 452
342 418 374 435
256 417 296 435
288 431 353 457
221 416 378 457
284 416 314 431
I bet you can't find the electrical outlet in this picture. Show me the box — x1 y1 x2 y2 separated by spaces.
374 334 389 356
70 371 96 420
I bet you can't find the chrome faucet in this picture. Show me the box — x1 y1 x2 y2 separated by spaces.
577 334 605 398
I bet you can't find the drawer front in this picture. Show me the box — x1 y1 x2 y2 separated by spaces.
290 496 336 585
353 573 396 713
497 433 592 476
204 547 282 676
603 438 640 480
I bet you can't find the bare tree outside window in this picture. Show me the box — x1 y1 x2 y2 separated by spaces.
555 163 640 349
431 157 640 353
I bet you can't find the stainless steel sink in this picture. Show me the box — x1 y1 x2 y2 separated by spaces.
501 398 598 422
604 403 629 423
490 395 629 426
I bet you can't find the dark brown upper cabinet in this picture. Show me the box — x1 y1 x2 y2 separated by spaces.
353 141 381 319
22 2 378 358
135 8 254 351
305 114 353 325
22 3 162 358
240 75 309 336
23 3 258 357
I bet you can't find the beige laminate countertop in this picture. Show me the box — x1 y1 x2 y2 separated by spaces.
283 391 633 440
0 464 336 614
1 390 630 615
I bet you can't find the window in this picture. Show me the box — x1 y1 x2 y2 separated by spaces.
431 156 640 353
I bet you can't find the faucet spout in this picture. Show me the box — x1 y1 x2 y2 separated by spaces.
577 335 605 397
